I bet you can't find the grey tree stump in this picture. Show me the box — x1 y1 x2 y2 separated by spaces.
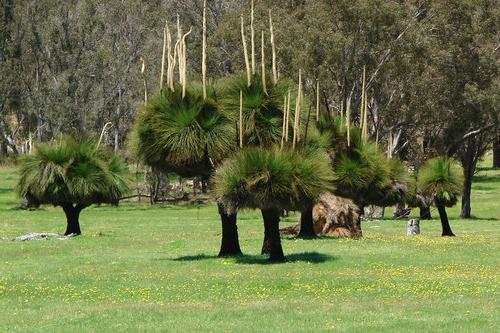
407 219 420 236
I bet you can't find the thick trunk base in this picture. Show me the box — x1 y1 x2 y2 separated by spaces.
298 204 316 239
217 203 242 257
62 204 82 236
279 194 362 239
261 237 271 255
438 205 455 237
261 208 285 262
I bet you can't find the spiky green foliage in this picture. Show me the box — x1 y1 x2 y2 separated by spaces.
302 125 333 153
17 137 130 206
132 84 234 177
316 115 345 146
332 139 390 206
377 158 410 206
419 157 463 207
221 75 291 147
316 116 408 207
213 146 334 211
316 115 362 152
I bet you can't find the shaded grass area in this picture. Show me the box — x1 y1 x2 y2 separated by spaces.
0 163 499 332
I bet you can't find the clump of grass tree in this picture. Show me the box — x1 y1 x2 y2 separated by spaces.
133 84 234 178
132 10 244 256
214 146 333 262
132 83 239 255
16 137 130 235
316 115 409 235
418 157 463 236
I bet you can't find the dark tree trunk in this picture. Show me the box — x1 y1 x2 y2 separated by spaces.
437 205 455 237
460 155 476 218
261 208 285 262
493 135 500 169
62 204 83 235
201 176 208 194
217 202 242 257
298 204 316 238
419 206 432 220
261 231 271 255
356 204 364 237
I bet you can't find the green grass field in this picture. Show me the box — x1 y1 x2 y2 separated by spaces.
1 157 499 332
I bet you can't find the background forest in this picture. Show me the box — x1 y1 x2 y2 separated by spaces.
0 0 498 218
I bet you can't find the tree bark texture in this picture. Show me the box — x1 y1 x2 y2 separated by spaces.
261 208 285 262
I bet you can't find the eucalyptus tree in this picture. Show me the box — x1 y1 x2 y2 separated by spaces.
16 137 130 235
410 0 499 219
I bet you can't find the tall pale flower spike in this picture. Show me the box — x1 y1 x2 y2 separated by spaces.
181 27 192 99
261 30 268 95
250 0 255 75
240 90 244 149
285 89 291 141
269 9 277 85
346 96 351 147
360 65 366 135
202 0 207 100
293 69 302 149
241 15 251 87
316 79 320 122
140 57 148 105
281 95 286 149
165 21 174 91
160 22 167 91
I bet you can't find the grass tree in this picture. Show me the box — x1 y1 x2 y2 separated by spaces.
418 157 463 236
133 85 234 178
316 116 409 234
17 137 130 235
214 146 333 262
132 84 240 255
217 74 297 248
223 73 318 240
333 138 389 208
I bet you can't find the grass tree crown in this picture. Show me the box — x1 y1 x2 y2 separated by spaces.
213 146 334 211
418 157 463 207
16 137 130 207
316 116 409 208
332 138 389 205
132 84 235 177
221 75 296 147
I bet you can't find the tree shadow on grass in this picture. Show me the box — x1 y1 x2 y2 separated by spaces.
170 254 219 261
473 174 500 182
448 216 498 221
235 252 335 265
0 187 12 194
166 251 335 265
